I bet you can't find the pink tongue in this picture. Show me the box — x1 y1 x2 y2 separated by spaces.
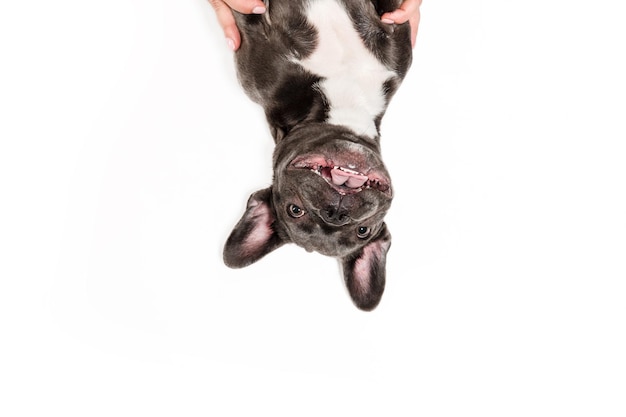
330 167 368 188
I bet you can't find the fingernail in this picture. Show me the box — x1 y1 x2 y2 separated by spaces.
382 18 394 24
252 6 266 14
226 38 236 51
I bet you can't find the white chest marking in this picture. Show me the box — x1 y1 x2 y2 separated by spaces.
295 0 396 138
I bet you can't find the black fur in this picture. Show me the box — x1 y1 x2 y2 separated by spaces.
224 0 412 310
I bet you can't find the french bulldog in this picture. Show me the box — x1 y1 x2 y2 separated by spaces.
222 0 412 310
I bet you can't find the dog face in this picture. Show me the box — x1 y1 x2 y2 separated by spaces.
273 124 392 257
224 124 393 310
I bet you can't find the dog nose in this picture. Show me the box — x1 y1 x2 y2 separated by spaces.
320 207 351 226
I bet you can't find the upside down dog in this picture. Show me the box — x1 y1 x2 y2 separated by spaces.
223 0 412 310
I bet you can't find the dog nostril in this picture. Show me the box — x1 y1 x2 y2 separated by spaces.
322 207 350 225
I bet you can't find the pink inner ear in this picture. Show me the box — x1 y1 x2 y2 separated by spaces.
353 244 378 294
242 204 273 255
352 237 390 295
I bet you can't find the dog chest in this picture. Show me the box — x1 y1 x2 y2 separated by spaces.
294 0 396 138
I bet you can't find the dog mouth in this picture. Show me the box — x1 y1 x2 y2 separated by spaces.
290 155 391 196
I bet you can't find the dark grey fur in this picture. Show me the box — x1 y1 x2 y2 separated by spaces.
223 0 412 311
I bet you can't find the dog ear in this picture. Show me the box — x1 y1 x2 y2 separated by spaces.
341 224 391 311
223 187 287 268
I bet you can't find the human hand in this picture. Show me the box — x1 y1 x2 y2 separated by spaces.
381 0 422 48
208 0 267 51
209 0 422 51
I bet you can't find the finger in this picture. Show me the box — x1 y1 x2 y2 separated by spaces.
209 0 241 50
380 0 422 48
209 0 267 51
222 0 266 14
380 4 416 24
409 10 420 47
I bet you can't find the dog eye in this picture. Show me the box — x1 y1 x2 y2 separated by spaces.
287 204 305 218
357 226 370 239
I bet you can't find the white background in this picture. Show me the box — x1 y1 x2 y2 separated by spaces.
1 0 625 415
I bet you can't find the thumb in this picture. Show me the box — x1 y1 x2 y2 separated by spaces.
209 0 241 50
209 0 267 51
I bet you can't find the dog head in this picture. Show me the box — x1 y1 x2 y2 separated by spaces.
223 124 392 310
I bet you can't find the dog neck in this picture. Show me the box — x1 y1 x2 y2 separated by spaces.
272 122 383 174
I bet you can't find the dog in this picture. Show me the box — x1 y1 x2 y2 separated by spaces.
222 0 412 310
